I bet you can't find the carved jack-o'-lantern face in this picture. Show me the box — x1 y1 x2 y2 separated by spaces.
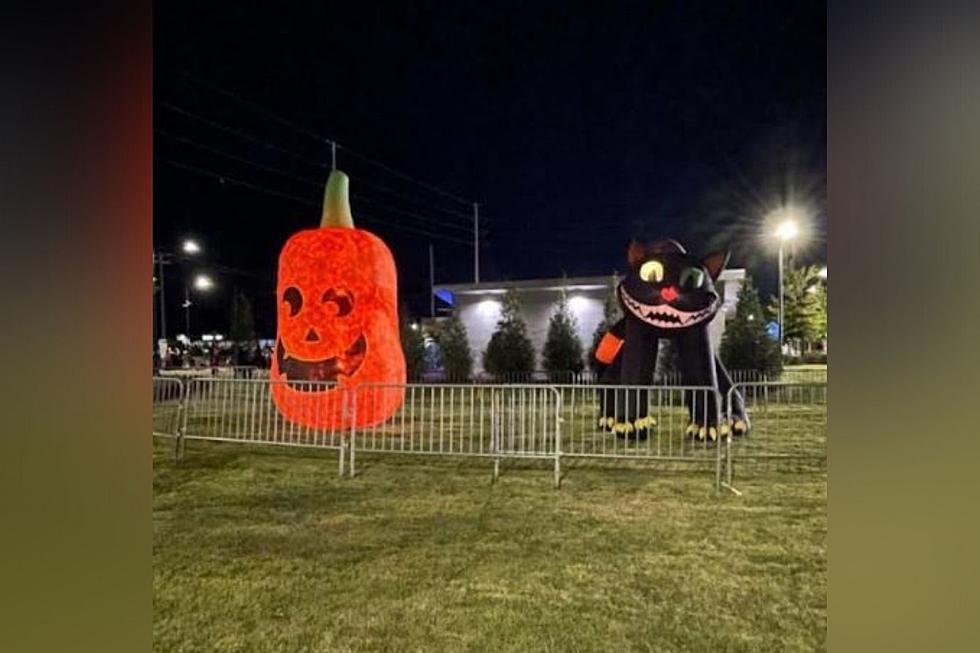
271 171 405 428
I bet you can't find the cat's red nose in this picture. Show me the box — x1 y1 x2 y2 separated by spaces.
660 286 679 302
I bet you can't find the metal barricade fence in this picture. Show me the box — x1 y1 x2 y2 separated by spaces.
723 381 827 493
153 376 184 438
179 377 351 474
554 384 725 487
349 384 561 487
157 377 825 491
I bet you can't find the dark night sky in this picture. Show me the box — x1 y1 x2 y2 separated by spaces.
154 1 826 338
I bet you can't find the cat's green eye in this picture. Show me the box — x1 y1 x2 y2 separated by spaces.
679 267 705 289
639 260 664 283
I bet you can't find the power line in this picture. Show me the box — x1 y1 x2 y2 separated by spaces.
155 127 323 187
157 128 474 234
154 156 473 245
348 175 474 221
163 66 474 206
335 144 472 206
156 105 477 222
350 194 472 234
158 101 330 170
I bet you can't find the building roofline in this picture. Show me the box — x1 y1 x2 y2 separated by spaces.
436 270 744 295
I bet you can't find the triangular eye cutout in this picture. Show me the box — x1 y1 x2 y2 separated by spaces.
627 240 647 268
701 251 730 280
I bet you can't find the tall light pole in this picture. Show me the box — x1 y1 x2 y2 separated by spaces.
774 219 799 352
154 252 172 340
473 202 480 283
183 273 214 339
154 238 204 341
429 243 435 317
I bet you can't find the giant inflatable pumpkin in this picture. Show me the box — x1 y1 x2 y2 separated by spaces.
271 170 405 428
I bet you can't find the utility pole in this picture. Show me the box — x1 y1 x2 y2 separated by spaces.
473 202 480 283
154 251 171 340
184 284 192 337
778 243 784 353
330 141 337 170
429 243 435 317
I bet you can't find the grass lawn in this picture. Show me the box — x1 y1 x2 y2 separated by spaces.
154 435 826 652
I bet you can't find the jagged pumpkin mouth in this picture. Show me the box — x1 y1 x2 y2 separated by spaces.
276 335 367 390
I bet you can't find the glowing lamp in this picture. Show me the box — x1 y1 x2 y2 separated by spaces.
271 170 406 428
477 298 501 315
193 274 214 291
775 219 799 242
568 295 591 313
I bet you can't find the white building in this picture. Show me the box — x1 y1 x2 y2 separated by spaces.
434 271 744 375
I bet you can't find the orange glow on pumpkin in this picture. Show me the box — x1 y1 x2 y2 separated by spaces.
271 171 405 428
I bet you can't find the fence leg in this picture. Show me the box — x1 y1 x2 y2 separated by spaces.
554 454 561 489
715 439 722 493
338 440 346 477
491 391 499 483
349 432 356 478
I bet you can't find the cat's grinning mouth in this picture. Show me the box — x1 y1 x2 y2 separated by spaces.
620 287 717 328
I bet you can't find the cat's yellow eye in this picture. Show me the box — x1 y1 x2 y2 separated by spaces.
639 260 664 283
679 267 705 289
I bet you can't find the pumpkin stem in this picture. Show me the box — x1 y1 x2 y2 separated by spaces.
321 170 354 228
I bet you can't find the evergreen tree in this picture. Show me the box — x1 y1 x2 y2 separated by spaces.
768 265 825 354
482 289 535 380
588 275 623 372
228 288 256 343
542 288 585 380
722 278 782 374
439 312 473 382
399 312 426 381
813 280 828 344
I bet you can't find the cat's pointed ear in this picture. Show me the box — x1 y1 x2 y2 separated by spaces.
627 240 646 268
701 251 730 280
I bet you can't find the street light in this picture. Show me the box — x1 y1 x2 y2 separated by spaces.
193 274 214 291
154 238 204 341
769 208 801 353
184 273 214 338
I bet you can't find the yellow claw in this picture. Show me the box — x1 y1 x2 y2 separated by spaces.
719 423 731 436
707 427 718 441
612 422 627 434
686 423 699 437
623 422 635 433
733 419 748 434
634 416 654 429
697 426 707 440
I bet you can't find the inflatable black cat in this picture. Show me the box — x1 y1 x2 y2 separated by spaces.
594 239 748 440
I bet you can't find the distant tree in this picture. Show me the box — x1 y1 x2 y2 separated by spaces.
542 287 585 380
399 311 426 381
814 280 828 345
228 288 256 343
439 312 473 382
588 275 623 372
768 265 825 354
482 289 535 380
722 278 782 375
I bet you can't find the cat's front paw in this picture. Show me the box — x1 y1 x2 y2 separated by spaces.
605 416 657 440
686 418 749 441
731 417 750 437
685 421 720 442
